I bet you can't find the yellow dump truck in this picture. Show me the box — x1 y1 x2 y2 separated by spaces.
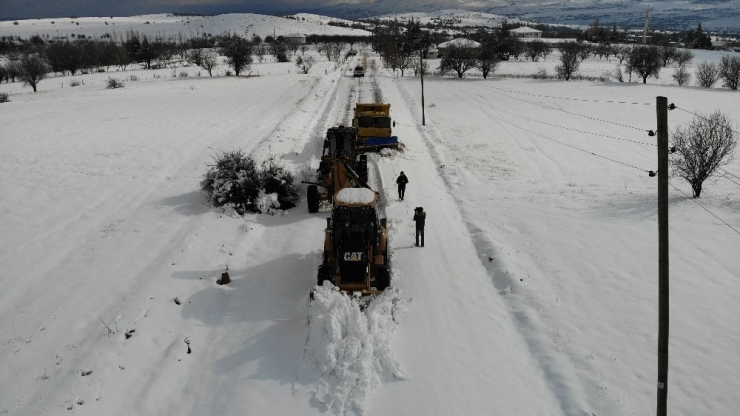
352 103 399 151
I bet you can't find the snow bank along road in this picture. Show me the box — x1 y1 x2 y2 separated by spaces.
2 47 739 415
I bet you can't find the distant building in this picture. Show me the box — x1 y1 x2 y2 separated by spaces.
425 45 439 59
284 33 306 45
510 27 542 39
711 40 730 51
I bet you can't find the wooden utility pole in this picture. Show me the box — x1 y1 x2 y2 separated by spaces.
420 52 426 126
643 8 651 45
656 96 669 416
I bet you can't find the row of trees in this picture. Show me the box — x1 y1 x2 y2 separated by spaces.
373 19 532 78
691 56 740 89
370 18 740 89
0 30 359 79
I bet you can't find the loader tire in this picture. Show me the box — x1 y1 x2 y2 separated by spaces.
317 265 333 286
358 156 368 184
307 185 319 213
375 265 391 291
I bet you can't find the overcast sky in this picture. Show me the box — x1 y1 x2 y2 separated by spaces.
0 0 339 20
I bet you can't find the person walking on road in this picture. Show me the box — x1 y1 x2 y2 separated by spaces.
396 171 409 201
414 207 426 247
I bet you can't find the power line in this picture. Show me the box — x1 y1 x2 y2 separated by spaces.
669 182 740 236
719 168 740 181
719 172 740 186
485 85 653 106
480 84 653 133
670 104 740 136
469 91 657 148
442 83 651 173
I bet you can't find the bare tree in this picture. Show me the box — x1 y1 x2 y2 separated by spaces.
695 61 720 88
506 38 525 60
381 42 401 73
295 55 315 74
326 42 344 62
476 41 500 79
626 45 662 83
658 43 677 67
396 53 413 77
674 49 694 66
5 60 21 82
19 54 48 92
672 65 691 86
270 42 289 62
615 45 631 65
200 49 218 76
718 55 740 90
439 44 478 78
186 48 204 67
220 35 252 76
613 63 624 82
525 40 548 62
254 44 266 63
670 111 738 198
576 43 592 61
555 43 581 81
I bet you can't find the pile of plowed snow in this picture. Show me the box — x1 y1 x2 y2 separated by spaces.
296 283 410 414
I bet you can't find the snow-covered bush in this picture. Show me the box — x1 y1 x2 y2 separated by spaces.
295 55 315 74
259 155 300 210
696 62 719 88
672 65 691 86
106 77 124 89
201 151 299 214
719 55 740 90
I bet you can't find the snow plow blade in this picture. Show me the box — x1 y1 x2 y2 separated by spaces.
362 136 399 149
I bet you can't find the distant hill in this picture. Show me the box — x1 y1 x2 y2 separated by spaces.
1 0 738 33
309 0 740 31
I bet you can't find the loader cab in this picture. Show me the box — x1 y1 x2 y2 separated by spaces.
323 126 357 160
356 115 391 130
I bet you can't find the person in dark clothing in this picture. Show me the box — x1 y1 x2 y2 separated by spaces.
413 207 426 247
396 171 409 201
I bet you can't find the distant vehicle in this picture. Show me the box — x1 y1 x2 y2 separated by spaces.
353 65 365 77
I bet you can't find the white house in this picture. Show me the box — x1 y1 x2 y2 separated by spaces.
284 33 306 45
510 27 542 39
425 45 439 59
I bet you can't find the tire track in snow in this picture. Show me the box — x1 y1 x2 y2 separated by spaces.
394 77 584 415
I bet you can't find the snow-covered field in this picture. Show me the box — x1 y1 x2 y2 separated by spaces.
1 16 740 416
0 13 369 41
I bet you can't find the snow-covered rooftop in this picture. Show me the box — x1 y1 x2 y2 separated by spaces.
335 188 377 205
438 38 480 48
510 26 543 34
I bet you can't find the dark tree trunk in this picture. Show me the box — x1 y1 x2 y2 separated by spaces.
692 182 702 198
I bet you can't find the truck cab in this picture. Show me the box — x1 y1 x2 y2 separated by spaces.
353 65 365 77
